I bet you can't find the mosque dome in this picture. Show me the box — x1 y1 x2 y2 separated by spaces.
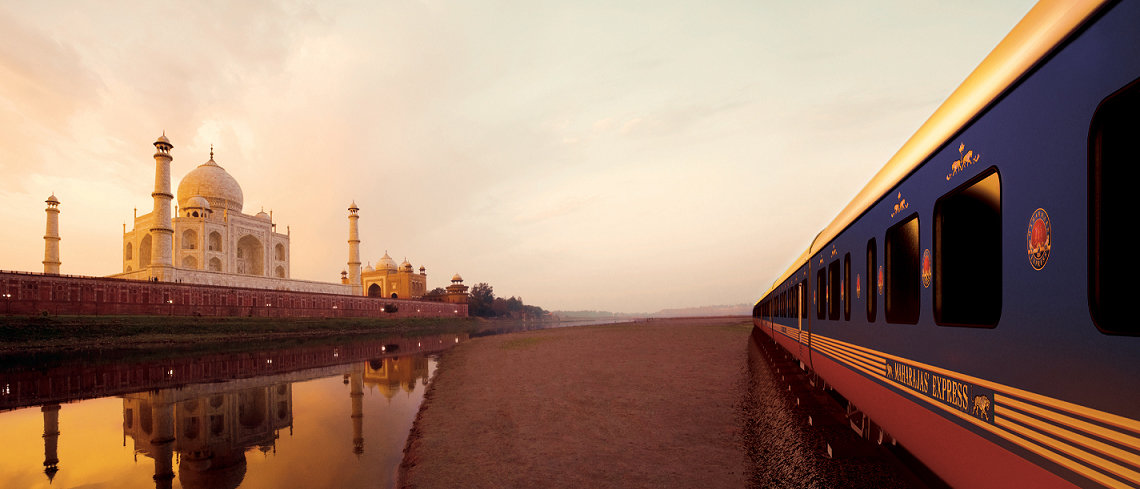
255 209 270 220
177 155 243 214
451 273 463 282
364 264 374 272
378 253 397 271
400 259 412 271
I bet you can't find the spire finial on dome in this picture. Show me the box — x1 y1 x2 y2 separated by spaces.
210 144 214 161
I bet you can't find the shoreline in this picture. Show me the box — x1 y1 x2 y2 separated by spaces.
0 315 505 354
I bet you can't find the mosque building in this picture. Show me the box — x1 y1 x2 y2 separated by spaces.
356 253 428 299
96 133 465 302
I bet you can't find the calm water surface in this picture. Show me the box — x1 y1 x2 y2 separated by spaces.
0 333 468 489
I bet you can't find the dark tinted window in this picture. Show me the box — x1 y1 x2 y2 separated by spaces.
844 253 851 321
800 280 808 319
816 268 826 320
1090 77 1140 335
867 239 877 322
828 260 840 320
935 169 1001 327
886 214 920 324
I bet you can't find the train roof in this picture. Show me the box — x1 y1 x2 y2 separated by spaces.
761 0 1108 301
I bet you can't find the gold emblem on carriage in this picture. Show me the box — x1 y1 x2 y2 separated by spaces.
1027 208 1051 270
921 249 932 288
947 143 981 181
971 395 991 422
891 192 909 218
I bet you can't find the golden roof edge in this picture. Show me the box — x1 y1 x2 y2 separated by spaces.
761 0 1109 302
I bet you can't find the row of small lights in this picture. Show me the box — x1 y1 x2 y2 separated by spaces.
15 335 467 393
134 298 461 314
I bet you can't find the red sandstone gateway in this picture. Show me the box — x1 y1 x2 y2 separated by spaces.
752 1 1140 487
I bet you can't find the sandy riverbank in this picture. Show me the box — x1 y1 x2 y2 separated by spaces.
398 317 752 488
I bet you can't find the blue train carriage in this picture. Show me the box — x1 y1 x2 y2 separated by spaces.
752 1 1139 487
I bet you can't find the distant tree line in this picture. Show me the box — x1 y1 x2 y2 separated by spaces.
455 282 547 319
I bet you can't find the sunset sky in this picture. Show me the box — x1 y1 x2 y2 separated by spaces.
0 0 1036 313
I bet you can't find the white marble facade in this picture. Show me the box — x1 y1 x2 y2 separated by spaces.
114 136 298 288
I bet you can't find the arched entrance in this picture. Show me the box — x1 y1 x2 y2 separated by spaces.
367 283 382 297
236 235 264 276
139 234 152 268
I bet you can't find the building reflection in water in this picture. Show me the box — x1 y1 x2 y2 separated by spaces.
95 355 431 489
348 355 430 456
122 382 293 489
42 403 61 482
5 333 467 488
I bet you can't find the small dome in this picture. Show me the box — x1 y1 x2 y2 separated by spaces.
419 265 426 272
378 253 397 270
400 259 412 270
45 193 59 204
451 273 463 282
155 133 172 147
185 195 211 210
177 156 243 213
364 264 374 272
255 209 270 220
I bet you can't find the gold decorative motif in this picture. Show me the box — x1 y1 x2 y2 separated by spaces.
947 143 981 181
891 192 909 218
971 395 991 421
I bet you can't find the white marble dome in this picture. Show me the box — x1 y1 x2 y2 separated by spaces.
177 157 243 213
184 195 211 210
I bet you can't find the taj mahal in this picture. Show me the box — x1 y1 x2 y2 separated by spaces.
91 132 467 302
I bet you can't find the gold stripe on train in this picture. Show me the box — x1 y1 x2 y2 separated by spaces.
814 333 1140 441
996 411 1140 487
998 395 1140 455
811 341 884 375
813 342 883 376
996 406 1140 483
774 328 1140 488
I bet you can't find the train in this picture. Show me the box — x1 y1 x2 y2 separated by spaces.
750 1 1139 487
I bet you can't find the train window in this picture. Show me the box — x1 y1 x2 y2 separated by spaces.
1090 76 1140 335
801 279 808 319
867 239 877 322
935 168 1001 327
843 253 851 321
828 260 840 320
816 268 826 320
886 214 920 324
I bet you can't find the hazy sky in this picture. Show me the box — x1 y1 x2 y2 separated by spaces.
0 0 1036 313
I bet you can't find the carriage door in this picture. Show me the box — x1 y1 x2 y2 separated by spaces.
798 280 811 365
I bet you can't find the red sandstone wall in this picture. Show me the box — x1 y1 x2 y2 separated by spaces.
0 271 467 319
0 332 468 411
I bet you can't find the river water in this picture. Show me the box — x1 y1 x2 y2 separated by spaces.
0 332 472 489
